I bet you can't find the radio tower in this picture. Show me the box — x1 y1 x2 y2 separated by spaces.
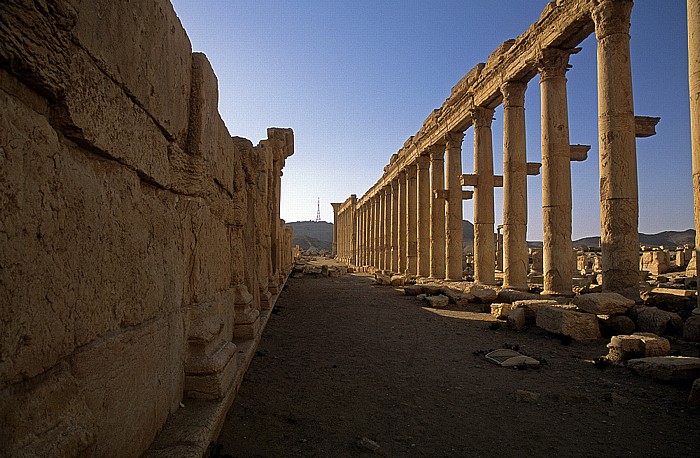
315 197 321 222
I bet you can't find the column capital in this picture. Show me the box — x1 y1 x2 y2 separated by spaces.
406 163 417 178
501 81 527 108
398 169 406 179
390 178 399 190
416 154 430 169
427 143 445 160
537 47 580 81
445 131 465 148
591 0 633 40
472 106 495 128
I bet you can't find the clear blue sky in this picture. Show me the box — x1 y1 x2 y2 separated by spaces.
170 0 692 241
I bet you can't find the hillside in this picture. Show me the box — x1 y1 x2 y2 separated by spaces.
288 221 333 252
573 229 695 248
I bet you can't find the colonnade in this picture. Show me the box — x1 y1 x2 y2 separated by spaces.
332 0 695 301
333 196 357 264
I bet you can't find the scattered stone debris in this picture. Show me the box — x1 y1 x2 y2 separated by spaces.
514 390 541 403
627 356 700 381
604 333 670 365
536 305 601 341
423 294 449 308
484 349 541 368
356 437 380 452
573 292 635 315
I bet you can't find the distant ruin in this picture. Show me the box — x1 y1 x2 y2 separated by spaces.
0 1 293 456
333 0 700 304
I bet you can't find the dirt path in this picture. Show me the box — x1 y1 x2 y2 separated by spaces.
215 267 700 457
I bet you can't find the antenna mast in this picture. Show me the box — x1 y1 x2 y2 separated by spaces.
315 197 321 222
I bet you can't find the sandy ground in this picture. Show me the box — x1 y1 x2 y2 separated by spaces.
213 260 700 457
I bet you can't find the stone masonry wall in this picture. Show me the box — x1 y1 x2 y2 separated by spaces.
0 1 293 456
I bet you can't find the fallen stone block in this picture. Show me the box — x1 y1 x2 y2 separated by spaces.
507 307 526 331
469 285 498 303
599 315 635 336
689 379 700 406
536 305 601 340
403 285 423 296
424 294 449 308
422 284 443 295
442 288 473 306
496 289 542 303
605 332 670 364
636 306 684 336
491 303 512 320
627 356 700 381
375 274 392 285
390 275 406 286
512 299 559 319
683 315 700 342
328 269 341 278
573 292 635 315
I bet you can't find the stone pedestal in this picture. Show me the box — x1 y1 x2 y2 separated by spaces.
446 131 465 280
501 81 529 291
429 144 446 279
417 155 431 277
473 107 496 285
593 0 640 300
538 48 574 296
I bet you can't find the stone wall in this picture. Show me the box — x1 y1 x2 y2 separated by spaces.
0 1 293 456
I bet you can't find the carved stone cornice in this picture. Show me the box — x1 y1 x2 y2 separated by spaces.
416 154 430 169
501 81 527 109
472 106 495 128
427 143 445 160
405 163 417 178
591 0 633 40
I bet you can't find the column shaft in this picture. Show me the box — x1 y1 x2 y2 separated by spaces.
593 0 639 299
446 131 465 280
502 81 529 291
417 155 431 277
391 179 399 272
383 188 391 270
429 144 446 279
473 107 496 285
407 164 418 275
689 0 700 304
377 194 384 269
398 171 407 273
538 48 573 296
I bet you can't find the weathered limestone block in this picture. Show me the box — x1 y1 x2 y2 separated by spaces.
424 294 449 308
468 285 498 303
687 250 698 276
70 312 185 457
605 332 670 364
683 315 700 342
573 292 635 315
391 275 407 286
635 306 684 336
690 379 700 406
0 362 96 457
599 315 636 336
442 288 473 306
627 356 700 381
496 288 543 303
507 307 527 330
233 285 260 340
536 305 601 340
491 303 512 320
640 251 671 276
68 0 193 142
404 285 424 296
511 299 559 319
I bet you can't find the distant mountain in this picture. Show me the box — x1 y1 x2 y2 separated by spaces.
288 221 333 252
573 229 695 249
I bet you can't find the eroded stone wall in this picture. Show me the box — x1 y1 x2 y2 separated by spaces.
0 1 293 456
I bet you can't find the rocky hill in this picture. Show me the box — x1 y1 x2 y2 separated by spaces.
573 229 695 249
288 221 333 252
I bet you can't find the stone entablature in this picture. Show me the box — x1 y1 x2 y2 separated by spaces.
0 1 294 456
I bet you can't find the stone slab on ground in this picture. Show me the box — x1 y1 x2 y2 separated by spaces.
423 294 449 308
507 307 526 330
573 292 635 315
512 299 559 319
627 356 700 381
635 306 684 336
468 285 498 303
491 303 512 320
536 305 601 340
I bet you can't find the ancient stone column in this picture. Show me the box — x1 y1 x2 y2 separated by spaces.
362 203 368 266
374 194 381 268
445 131 465 281
331 203 341 257
417 155 431 277
538 48 574 296
366 199 372 266
690 0 700 304
593 0 639 300
391 178 400 272
398 170 407 273
377 193 384 270
429 144 446 279
501 81 529 291
383 186 391 270
407 163 418 275
473 107 496 285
